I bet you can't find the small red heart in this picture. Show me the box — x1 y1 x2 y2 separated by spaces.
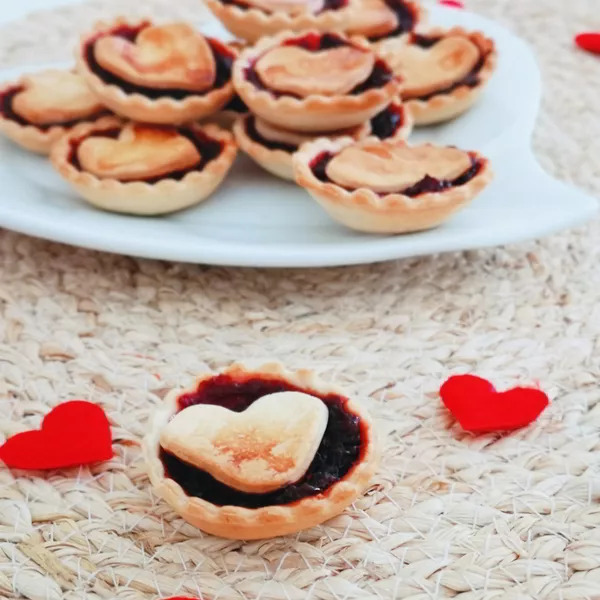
0 401 113 469
439 0 464 8
440 375 549 433
575 32 600 55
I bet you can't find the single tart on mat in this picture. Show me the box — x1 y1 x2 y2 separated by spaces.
204 0 351 44
0 69 108 154
50 116 237 215
143 363 378 540
378 27 497 125
344 0 424 42
293 137 493 233
233 97 411 180
76 19 238 124
233 30 401 132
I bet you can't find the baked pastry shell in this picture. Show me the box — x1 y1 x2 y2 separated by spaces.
233 115 369 180
0 78 107 155
204 0 351 43
76 18 237 125
380 27 497 126
233 30 402 132
293 136 494 233
143 362 379 540
50 116 237 215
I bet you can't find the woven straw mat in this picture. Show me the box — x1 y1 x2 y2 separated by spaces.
0 0 599 599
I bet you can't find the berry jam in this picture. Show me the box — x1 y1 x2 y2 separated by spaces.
84 23 235 99
369 103 405 139
309 150 483 197
244 33 394 99
0 86 107 130
223 94 248 114
160 374 366 508
68 126 223 183
369 0 419 41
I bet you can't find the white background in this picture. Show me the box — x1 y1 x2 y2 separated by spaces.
0 0 84 25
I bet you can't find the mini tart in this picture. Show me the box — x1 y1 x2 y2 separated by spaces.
0 69 109 154
233 96 410 180
344 0 424 42
50 116 237 215
76 19 237 124
378 27 497 125
233 115 369 180
233 31 401 132
204 0 351 43
143 362 378 540
293 137 493 233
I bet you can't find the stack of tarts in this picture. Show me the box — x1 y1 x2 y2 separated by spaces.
0 1 497 233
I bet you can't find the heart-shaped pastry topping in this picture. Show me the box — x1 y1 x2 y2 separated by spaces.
160 391 329 494
326 142 472 192
77 124 201 181
95 24 216 92
255 45 375 97
12 70 105 126
242 0 323 14
345 0 398 39
385 36 480 98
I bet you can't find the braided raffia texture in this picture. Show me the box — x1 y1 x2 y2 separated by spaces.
0 0 599 598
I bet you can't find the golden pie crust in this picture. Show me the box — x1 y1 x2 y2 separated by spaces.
233 114 369 180
233 31 401 132
0 70 108 155
293 137 493 233
50 116 237 215
379 27 497 125
143 362 379 540
76 18 237 125
204 0 350 43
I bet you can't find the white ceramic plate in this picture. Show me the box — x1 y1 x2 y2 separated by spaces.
0 7 596 267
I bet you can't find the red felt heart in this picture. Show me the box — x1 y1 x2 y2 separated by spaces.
439 0 464 8
575 32 600 55
0 401 113 469
440 375 549 432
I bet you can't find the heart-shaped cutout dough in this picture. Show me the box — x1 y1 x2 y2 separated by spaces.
77 124 201 181
387 36 480 98
12 70 105 126
326 142 472 192
243 0 323 14
160 391 329 494
95 24 216 92
255 45 375 97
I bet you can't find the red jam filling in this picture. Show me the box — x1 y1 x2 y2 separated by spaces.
223 94 248 114
84 23 235 99
369 0 418 42
310 150 483 197
244 33 394 99
67 126 223 183
408 33 488 101
369 103 405 139
219 0 348 12
0 85 107 131
159 373 366 508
